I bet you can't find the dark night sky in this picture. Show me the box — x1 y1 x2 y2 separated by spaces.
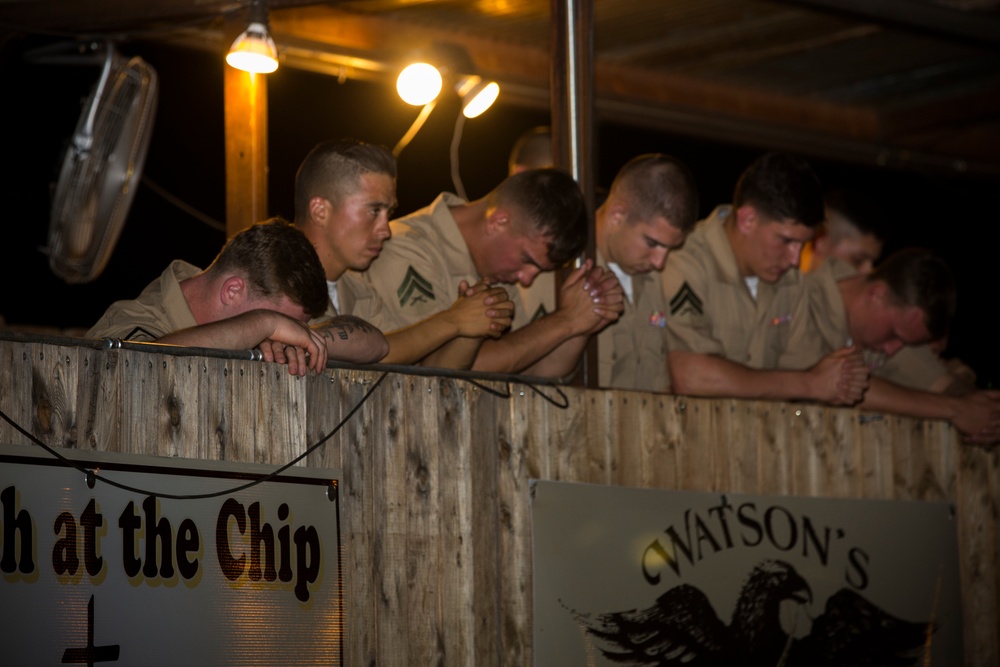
2 35 997 387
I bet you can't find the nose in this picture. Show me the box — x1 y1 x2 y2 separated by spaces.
518 265 541 287
788 242 804 268
376 216 391 240
651 248 669 271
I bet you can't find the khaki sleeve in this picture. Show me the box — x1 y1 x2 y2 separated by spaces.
85 301 167 341
660 252 725 357
362 233 456 328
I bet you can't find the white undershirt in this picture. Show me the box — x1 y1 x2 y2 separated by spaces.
608 262 633 304
744 276 759 301
327 280 340 313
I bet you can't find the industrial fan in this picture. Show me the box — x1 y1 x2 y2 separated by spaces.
46 41 158 284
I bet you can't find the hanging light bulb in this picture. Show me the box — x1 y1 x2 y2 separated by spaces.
226 1 279 74
461 80 500 118
396 63 443 106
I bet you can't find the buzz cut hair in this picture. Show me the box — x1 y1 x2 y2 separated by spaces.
610 153 700 232
494 167 586 266
870 247 956 341
733 152 824 228
295 138 396 219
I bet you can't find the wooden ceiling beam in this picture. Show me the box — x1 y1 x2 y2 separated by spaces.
777 0 1000 48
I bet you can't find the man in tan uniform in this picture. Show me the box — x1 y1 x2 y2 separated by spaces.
801 188 975 395
86 218 388 375
363 168 625 378
662 152 869 404
293 139 515 369
783 248 1000 445
588 153 699 391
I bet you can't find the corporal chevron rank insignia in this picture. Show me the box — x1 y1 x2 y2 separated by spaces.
669 281 703 316
397 266 435 306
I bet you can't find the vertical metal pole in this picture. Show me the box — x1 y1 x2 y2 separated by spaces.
551 0 598 387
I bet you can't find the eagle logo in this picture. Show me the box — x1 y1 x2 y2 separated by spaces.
566 559 934 666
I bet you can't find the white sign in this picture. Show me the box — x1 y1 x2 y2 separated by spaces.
1 446 342 666
532 480 962 666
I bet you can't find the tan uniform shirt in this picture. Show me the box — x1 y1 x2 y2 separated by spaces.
361 192 526 328
85 260 200 341
312 271 403 334
661 206 806 384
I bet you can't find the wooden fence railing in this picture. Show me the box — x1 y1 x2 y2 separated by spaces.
1 334 996 665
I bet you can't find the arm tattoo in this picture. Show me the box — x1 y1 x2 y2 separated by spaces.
320 315 380 344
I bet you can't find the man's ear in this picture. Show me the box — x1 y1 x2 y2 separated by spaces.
608 201 628 227
220 275 247 307
486 207 510 236
734 204 759 234
868 280 890 304
309 196 330 225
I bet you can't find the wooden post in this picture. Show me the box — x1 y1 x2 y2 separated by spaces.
223 15 269 238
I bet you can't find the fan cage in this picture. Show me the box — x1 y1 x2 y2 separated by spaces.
48 53 158 284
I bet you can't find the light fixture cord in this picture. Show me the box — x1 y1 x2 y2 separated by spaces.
392 100 437 158
450 112 467 200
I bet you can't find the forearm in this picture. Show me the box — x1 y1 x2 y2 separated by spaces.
381 317 455 365
519 334 588 379
157 310 276 350
316 316 389 364
668 350 817 400
472 313 577 375
859 377 956 421
421 337 483 370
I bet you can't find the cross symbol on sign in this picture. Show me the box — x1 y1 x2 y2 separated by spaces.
62 595 121 665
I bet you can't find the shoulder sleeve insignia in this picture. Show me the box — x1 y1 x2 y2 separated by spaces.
669 281 703 316
397 265 435 307
124 326 157 342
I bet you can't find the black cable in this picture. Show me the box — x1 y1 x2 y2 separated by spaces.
525 382 570 409
0 371 388 500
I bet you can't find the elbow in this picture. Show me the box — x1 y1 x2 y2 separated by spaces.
667 353 694 396
371 335 390 364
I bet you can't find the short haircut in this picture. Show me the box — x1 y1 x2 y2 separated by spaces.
733 152 824 228
869 247 956 340
823 188 886 241
609 153 700 232
210 217 329 319
494 167 586 266
295 139 397 219
508 126 553 174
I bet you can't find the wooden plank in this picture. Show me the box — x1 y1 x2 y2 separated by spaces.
257 363 300 466
639 393 681 491
465 379 501 664
674 395 717 492
371 373 410 664
502 381 548 666
584 388 615 485
333 368 380 666
195 355 228 462
955 443 999 665
0 338 30 446
612 391 643 488
225 356 259 464
859 411 892 498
